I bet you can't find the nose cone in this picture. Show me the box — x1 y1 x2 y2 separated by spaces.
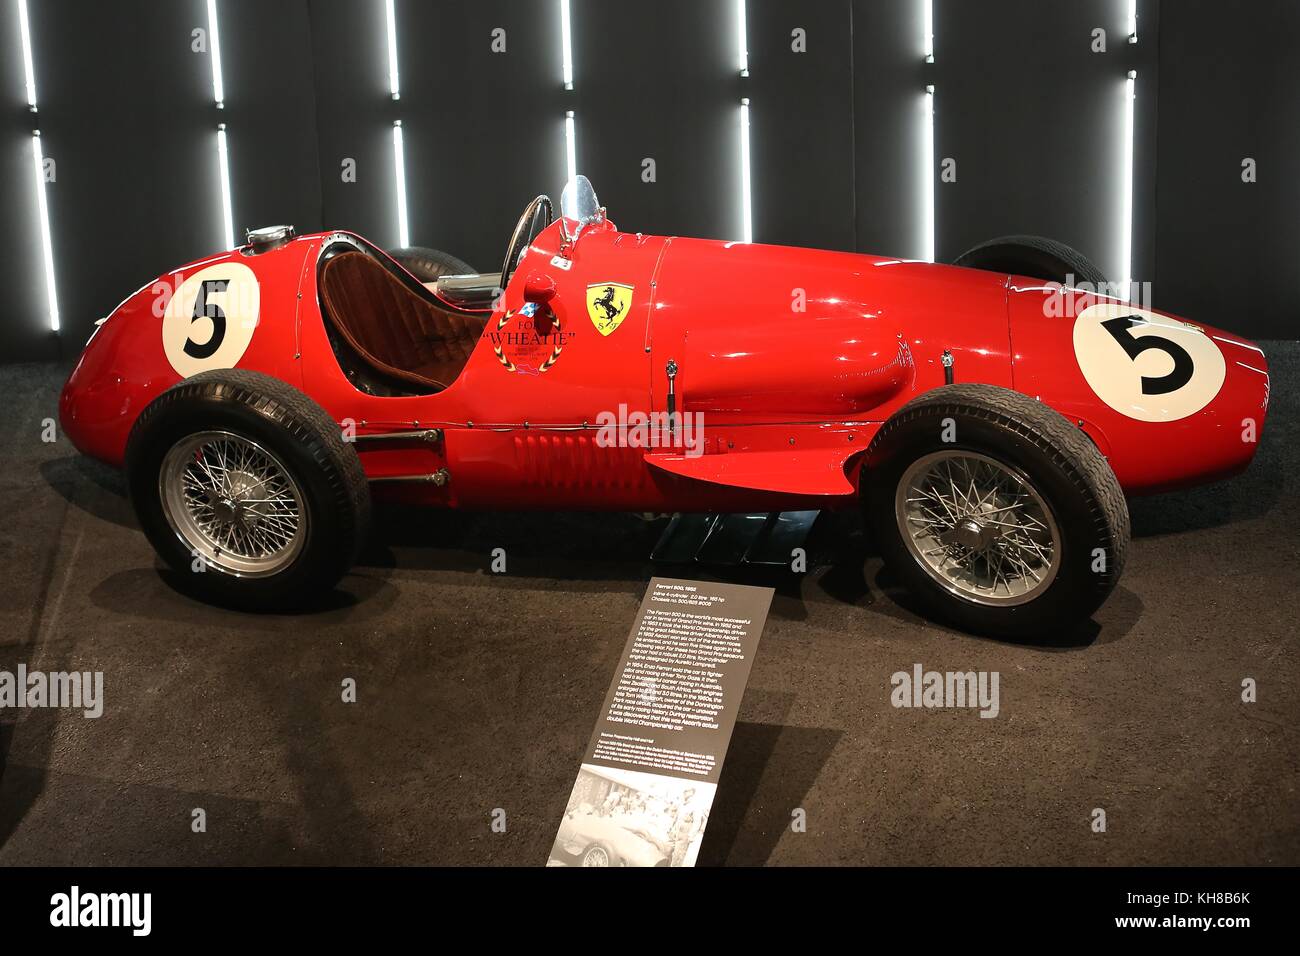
1008 290 1270 492
1204 323 1270 472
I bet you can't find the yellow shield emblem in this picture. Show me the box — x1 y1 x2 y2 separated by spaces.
586 282 634 336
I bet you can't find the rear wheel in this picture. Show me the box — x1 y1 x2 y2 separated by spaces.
126 369 370 610
387 246 476 281
863 384 1128 637
952 234 1107 288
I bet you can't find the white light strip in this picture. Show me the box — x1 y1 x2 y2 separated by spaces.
393 121 410 247
923 0 934 62
923 86 935 263
32 132 59 332
217 124 234 249
385 0 400 99
739 99 752 243
1119 71 1135 298
564 110 577 188
206 0 224 107
737 0 748 76
1127 0 1138 43
18 0 37 109
560 0 574 90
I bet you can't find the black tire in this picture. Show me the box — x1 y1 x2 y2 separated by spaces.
387 246 476 281
125 369 370 610
862 384 1129 638
952 234 1108 288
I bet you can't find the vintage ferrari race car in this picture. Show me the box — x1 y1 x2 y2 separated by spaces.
59 177 1269 636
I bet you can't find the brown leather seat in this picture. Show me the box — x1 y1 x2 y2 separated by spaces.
320 251 485 391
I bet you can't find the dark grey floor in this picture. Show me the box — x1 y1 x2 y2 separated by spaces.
1 349 1297 866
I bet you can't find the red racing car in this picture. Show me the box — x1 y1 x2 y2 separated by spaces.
59 177 1269 636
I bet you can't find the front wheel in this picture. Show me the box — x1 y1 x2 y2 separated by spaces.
126 369 371 610
863 384 1129 637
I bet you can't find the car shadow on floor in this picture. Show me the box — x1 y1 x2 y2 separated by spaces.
37 456 1201 650
865 566 1142 650
86 566 401 631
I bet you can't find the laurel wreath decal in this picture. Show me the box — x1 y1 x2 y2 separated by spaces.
492 310 517 372
493 308 564 374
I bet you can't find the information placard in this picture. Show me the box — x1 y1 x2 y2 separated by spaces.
547 577 774 867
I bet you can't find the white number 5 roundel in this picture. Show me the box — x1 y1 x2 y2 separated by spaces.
162 262 260 378
1072 302 1225 423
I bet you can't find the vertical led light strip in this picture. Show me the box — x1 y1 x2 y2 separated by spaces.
737 2 751 242
32 132 59 332
393 122 410 248
560 0 574 90
923 86 935 263
561 0 577 189
217 124 234 250
739 99 753 243
1120 71 1136 298
18 0 36 109
1127 0 1138 43
564 111 577 188
385 0 400 99
737 0 749 76
207 0 234 248
20 0 58 331
923 0 934 63
206 0 224 107
919 0 935 262
388 2 409 246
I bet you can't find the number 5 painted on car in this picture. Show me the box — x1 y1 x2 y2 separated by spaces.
1073 302 1226 422
162 262 260 378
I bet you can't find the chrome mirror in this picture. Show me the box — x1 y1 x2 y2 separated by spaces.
559 175 601 246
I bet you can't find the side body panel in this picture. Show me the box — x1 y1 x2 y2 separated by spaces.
641 240 1014 502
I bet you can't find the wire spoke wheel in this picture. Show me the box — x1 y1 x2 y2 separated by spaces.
895 450 1061 607
160 430 308 577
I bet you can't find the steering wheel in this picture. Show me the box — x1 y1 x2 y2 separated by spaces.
501 195 554 291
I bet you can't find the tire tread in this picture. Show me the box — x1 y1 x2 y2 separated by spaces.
126 369 370 603
866 383 1129 615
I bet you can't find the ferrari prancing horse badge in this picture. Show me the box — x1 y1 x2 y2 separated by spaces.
586 282 634 336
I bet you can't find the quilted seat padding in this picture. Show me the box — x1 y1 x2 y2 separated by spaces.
320 251 485 390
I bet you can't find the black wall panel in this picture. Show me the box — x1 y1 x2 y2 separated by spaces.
936 0 1156 282
220 0 322 243
1 0 1295 363
1154 0 1300 335
309 0 400 247
747 0 855 252
851 0 928 259
33 0 215 357
397 0 566 271
572 0 740 242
